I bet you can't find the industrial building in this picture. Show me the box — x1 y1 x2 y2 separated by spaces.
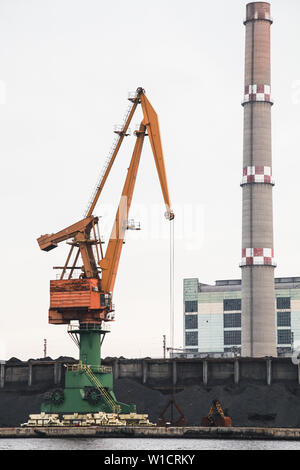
183 277 300 358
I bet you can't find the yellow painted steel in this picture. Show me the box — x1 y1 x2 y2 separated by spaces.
65 363 112 374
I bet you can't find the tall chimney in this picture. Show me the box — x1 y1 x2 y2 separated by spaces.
241 2 277 357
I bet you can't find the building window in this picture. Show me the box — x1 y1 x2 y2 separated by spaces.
185 314 198 330
224 330 241 346
277 329 291 345
223 299 241 311
224 313 241 328
277 311 291 327
185 300 198 313
277 347 292 356
185 331 198 346
277 297 291 309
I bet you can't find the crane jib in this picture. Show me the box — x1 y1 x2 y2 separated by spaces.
37 88 174 326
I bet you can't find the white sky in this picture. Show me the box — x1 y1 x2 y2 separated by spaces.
0 0 299 360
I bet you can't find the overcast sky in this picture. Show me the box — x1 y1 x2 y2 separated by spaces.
0 0 299 361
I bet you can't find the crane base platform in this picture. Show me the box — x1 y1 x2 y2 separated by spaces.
21 412 155 428
39 364 135 416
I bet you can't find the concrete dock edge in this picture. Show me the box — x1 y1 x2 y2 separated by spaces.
1 426 300 440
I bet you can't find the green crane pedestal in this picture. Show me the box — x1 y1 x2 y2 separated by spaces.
41 323 136 415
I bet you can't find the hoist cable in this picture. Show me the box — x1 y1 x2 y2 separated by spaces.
170 219 175 354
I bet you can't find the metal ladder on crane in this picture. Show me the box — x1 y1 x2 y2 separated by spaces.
79 363 118 413
84 97 137 217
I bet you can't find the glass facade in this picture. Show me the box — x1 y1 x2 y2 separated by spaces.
184 300 198 312
224 330 241 346
185 314 198 330
277 311 291 327
185 331 198 346
277 329 292 345
277 297 291 309
224 313 241 328
223 299 242 311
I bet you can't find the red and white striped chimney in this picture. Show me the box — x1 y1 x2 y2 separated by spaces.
241 2 277 357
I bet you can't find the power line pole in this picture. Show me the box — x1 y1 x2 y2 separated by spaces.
163 335 166 359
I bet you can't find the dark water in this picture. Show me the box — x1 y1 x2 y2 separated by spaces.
0 438 300 450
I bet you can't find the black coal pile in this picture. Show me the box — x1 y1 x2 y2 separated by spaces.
114 378 166 423
1 376 300 428
6 357 24 364
115 379 300 427
0 392 44 427
55 356 77 363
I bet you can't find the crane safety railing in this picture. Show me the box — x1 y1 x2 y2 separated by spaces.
65 363 112 374
128 91 138 100
67 323 111 333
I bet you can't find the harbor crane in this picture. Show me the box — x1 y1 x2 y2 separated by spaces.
36 87 174 417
